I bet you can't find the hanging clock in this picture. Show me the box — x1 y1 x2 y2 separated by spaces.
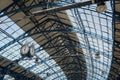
20 44 29 57
29 43 35 57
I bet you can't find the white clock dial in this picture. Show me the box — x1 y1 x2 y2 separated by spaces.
20 44 29 55
29 44 35 56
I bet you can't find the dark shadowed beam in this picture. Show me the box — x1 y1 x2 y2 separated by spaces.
0 56 42 80
108 0 120 80
32 1 92 16
0 0 62 18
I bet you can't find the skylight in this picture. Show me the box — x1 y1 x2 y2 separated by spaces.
61 0 113 80
0 15 67 80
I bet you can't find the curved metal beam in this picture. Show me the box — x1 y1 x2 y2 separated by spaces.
32 1 92 16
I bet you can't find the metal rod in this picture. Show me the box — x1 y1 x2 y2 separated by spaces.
32 1 92 16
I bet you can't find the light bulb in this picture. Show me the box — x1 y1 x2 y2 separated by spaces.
95 54 100 58
115 1 120 12
96 4 107 12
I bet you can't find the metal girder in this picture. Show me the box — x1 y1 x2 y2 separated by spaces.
0 28 22 45
0 1 108 80
53 74 66 80
0 1 92 18
42 66 85 80
114 40 120 49
0 18 112 53
0 0 20 14
31 54 108 80
33 55 86 79
0 13 111 47
0 16 110 79
0 18 49 51
0 71 4 80
0 1 94 80
32 1 92 16
0 16 111 79
66 3 112 79
34 42 110 58
0 1 113 80
108 0 120 79
0 56 41 80
35 57 85 76
0 0 62 18
14 1 64 79
50 9 112 79
49 18 112 43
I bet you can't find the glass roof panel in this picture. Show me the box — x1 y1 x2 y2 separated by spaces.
0 0 113 80
0 15 67 80
60 0 113 80
3 75 15 80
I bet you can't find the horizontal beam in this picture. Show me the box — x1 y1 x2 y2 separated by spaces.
32 1 92 16
0 56 40 80
0 18 49 51
0 31 112 60
0 18 112 52
0 28 22 45
0 1 62 18
49 18 113 44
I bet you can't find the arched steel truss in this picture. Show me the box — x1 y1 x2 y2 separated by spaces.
0 0 119 80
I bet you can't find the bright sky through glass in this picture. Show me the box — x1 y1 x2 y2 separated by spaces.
0 15 67 80
0 0 113 80
64 0 113 80
3 75 15 80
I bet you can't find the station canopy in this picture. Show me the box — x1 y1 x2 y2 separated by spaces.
0 0 117 80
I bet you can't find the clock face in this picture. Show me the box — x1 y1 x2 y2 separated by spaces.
29 44 34 56
20 44 29 55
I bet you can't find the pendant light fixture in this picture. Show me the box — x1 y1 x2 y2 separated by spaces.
95 53 100 58
92 0 107 12
96 2 107 12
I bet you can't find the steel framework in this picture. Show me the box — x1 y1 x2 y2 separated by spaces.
0 0 118 80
